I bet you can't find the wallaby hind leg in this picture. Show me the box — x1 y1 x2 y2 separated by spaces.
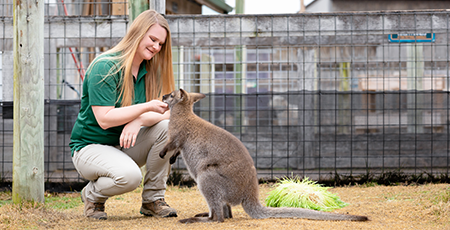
224 204 232 218
194 204 232 219
180 178 227 223
193 212 208 217
180 207 218 223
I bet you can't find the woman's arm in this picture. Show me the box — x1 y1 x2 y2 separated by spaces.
133 110 170 127
92 100 168 130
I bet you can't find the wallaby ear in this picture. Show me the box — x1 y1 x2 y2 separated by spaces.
179 88 188 100
191 93 206 103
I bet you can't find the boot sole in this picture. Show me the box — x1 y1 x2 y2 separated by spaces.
140 208 177 218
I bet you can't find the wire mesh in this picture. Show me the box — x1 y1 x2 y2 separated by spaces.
0 3 449 182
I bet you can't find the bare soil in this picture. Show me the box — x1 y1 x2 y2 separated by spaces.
1 183 449 229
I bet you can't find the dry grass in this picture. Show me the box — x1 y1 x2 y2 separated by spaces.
1 183 449 230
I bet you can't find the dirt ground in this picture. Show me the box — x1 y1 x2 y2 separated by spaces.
1 183 449 230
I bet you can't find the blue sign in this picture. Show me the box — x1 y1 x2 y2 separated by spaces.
388 33 435 43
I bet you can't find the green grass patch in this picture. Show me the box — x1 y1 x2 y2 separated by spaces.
44 193 82 210
1 192 82 210
432 187 450 205
0 190 12 207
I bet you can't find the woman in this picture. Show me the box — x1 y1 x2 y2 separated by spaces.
70 10 177 220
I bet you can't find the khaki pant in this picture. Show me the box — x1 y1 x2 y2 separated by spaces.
72 120 172 204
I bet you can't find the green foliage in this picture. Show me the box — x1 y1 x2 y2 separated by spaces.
265 177 348 211
167 168 184 186
166 168 196 187
324 170 450 187
0 190 12 207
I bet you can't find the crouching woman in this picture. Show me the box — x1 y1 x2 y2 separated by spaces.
70 10 177 220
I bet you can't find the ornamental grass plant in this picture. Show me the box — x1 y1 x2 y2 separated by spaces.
265 177 348 211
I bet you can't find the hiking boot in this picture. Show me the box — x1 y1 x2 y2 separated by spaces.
140 198 178 217
81 188 107 220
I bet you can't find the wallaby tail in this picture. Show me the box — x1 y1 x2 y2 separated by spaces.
242 198 368 221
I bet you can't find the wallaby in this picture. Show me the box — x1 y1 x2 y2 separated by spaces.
160 89 368 223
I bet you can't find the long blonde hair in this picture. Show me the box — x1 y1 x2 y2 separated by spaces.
86 10 175 107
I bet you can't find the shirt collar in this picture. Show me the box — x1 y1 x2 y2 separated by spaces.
136 62 148 83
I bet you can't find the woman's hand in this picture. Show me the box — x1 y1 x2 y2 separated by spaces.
146 100 169 114
120 118 142 149
120 110 170 149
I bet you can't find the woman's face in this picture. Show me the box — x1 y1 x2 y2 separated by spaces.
135 23 167 62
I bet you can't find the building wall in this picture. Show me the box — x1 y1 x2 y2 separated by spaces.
166 0 202 15
307 0 332 12
307 0 450 12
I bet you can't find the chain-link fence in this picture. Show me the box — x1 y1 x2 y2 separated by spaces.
1 2 449 182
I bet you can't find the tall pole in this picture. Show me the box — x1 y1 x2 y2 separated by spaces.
234 0 245 131
149 0 166 15
12 0 45 203
407 44 424 133
133 0 166 178
130 0 149 22
235 0 244 14
300 0 305 13
130 0 165 23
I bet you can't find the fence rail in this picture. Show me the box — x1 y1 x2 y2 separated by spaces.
1 6 450 182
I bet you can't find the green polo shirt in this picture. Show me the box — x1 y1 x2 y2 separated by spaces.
69 54 148 155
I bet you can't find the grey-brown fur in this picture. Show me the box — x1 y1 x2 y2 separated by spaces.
160 89 368 223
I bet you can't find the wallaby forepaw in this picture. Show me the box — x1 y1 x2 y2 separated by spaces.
169 151 180 164
169 156 177 164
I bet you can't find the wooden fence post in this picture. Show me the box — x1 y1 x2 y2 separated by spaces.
12 0 45 203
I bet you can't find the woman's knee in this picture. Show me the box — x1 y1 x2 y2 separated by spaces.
154 119 169 141
158 119 169 127
116 167 143 191
156 119 169 132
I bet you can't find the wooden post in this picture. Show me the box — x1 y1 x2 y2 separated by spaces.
12 0 45 203
112 0 129 15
